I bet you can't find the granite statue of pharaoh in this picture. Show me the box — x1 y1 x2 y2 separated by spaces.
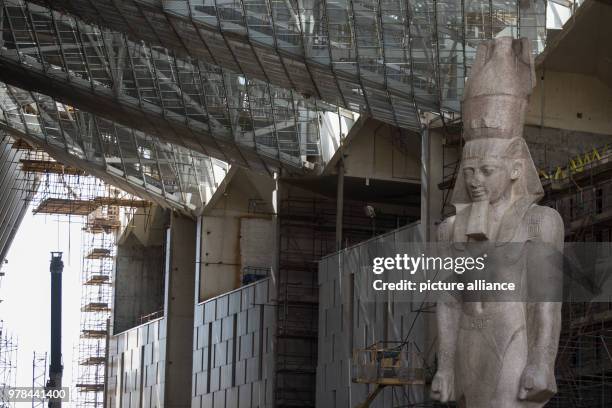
430 37 564 407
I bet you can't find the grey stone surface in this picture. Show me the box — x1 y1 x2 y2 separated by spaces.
192 278 275 408
316 222 424 407
107 318 166 408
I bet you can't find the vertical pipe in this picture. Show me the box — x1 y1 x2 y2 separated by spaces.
418 125 433 404
48 252 63 408
103 318 110 408
32 351 35 408
270 171 280 406
336 161 345 250
271 171 280 297
420 126 430 242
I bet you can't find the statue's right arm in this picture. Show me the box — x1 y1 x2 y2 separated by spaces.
431 216 460 402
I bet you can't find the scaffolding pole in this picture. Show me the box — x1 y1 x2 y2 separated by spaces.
0 322 18 408
32 352 48 408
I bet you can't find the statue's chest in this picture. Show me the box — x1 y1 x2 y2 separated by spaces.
450 213 536 297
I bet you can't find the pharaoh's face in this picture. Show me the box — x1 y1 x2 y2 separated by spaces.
462 157 516 204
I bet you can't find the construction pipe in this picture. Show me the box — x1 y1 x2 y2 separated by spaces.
48 252 63 408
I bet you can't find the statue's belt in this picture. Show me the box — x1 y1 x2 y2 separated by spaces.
459 303 526 331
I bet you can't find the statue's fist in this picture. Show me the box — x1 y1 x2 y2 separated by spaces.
430 370 455 403
518 363 557 402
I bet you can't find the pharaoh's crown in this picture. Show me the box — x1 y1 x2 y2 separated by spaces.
462 37 536 142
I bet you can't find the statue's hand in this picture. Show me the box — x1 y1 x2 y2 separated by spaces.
430 370 454 402
518 363 557 402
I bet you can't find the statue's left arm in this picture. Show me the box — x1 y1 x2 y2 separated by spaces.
519 206 564 402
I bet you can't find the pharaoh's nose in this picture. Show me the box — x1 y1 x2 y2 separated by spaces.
470 173 484 186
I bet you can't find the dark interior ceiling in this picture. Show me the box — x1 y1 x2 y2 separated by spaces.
283 175 420 207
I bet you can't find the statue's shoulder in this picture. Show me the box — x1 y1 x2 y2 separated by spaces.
525 204 564 245
437 215 456 242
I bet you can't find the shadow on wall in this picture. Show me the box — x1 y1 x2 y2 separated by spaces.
113 205 169 334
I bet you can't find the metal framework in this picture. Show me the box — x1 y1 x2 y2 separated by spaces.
0 0 356 174
550 304 612 407
26 0 549 122
0 322 17 408
75 220 115 408
0 83 230 214
31 352 47 408
0 134 38 263
277 195 416 406
15 154 152 408
16 148 149 214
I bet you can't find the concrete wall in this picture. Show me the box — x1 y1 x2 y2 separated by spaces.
200 216 242 300
239 218 273 272
107 318 167 408
526 71 612 135
332 120 421 183
199 170 274 301
113 207 167 334
316 223 427 407
191 278 275 408
524 125 612 172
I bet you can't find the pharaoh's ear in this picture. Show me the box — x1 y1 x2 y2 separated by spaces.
511 160 523 180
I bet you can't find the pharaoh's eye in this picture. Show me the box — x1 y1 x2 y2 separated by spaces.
463 168 474 177
481 166 495 176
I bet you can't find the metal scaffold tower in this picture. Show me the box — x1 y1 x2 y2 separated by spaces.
0 322 17 408
74 207 119 408
32 352 47 408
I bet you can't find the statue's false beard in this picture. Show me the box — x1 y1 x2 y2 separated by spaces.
466 200 490 240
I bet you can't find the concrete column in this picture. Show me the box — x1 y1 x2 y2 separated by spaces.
164 213 197 408
336 160 345 250
194 215 203 304
420 125 446 241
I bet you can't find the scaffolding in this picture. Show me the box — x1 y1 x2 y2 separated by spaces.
31 352 47 408
541 142 612 407
276 195 416 406
13 150 149 408
435 120 463 219
0 322 17 408
74 204 119 407
12 146 149 219
549 306 612 407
